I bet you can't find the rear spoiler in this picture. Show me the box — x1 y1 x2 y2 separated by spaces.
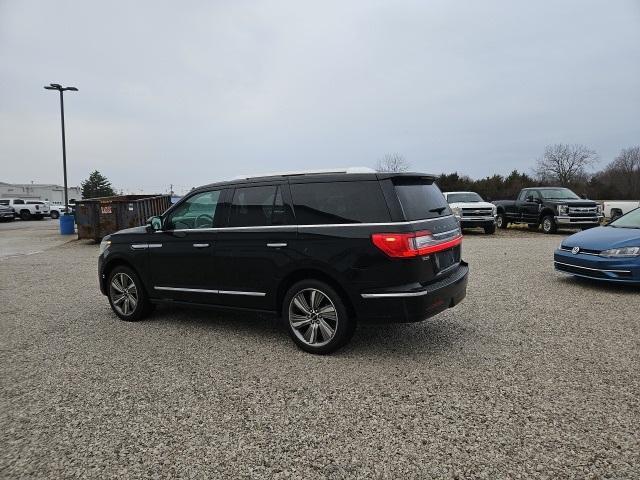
378 172 437 182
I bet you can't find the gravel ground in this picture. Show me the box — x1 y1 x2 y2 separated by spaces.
1 227 639 479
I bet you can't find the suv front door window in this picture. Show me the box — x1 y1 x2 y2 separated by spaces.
150 189 224 304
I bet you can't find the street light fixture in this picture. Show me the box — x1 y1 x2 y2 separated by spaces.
44 83 78 216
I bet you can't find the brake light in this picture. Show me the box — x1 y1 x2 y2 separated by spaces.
371 230 462 258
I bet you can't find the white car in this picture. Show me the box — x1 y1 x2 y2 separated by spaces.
45 202 70 219
443 191 497 234
602 201 640 220
1 198 50 220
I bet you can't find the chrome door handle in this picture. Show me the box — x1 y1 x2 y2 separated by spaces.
267 243 287 248
193 243 210 248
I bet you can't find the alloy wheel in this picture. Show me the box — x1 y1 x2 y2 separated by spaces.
288 288 338 347
543 218 551 232
109 272 138 316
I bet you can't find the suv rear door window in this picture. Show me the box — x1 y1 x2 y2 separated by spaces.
290 181 391 224
394 179 450 221
228 185 286 227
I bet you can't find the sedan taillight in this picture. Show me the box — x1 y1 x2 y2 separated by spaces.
371 230 462 258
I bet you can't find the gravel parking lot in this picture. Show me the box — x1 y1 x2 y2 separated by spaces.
1 226 638 478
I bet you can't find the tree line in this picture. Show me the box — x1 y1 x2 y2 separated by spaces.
377 145 640 200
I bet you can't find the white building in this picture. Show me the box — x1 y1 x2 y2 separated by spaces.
0 182 82 204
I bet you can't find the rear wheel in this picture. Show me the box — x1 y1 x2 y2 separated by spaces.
107 266 153 321
20 210 31 221
50 210 60 219
283 280 354 354
496 213 508 229
541 215 557 234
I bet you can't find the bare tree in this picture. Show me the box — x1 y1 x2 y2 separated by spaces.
534 144 598 186
375 153 410 173
603 146 640 198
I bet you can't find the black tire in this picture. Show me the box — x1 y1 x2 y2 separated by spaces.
527 223 539 230
610 209 623 221
20 210 31 221
484 223 496 234
541 215 557 234
283 279 355 354
496 213 508 229
107 265 153 322
50 210 60 219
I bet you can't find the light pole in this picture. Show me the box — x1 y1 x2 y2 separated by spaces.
44 83 78 215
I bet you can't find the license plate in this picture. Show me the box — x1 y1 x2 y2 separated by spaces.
435 248 458 271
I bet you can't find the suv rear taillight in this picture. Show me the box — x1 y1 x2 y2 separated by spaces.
371 230 462 258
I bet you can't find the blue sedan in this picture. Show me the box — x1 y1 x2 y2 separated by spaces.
554 208 640 284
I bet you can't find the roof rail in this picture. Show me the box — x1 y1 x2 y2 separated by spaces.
232 166 376 180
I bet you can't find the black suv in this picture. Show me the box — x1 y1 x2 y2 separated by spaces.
98 169 469 354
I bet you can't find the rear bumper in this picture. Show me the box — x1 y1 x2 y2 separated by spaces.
357 262 469 323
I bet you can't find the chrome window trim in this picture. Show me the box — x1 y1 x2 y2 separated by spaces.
154 215 455 234
554 261 631 274
154 286 266 297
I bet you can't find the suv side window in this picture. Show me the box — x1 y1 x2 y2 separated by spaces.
14 199 24 205
228 185 286 227
517 190 529 201
290 181 391 224
165 190 221 230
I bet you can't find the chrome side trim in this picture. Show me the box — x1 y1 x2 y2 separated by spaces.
217 290 266 297
154 286 266 296
147 243 163 248
554 261 631 274
266 243 287 247
155 286 217 294
154 215 456 234
131 244 148 250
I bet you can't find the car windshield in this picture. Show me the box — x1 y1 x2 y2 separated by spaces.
539 188 580 200
609 207 640 229
447 192 484 203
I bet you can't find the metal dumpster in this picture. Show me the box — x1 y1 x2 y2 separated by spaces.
75 194 171 241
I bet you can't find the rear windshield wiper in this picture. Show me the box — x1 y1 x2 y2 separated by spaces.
429 207 447 214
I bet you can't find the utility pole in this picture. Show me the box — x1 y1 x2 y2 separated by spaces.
44 83 78 215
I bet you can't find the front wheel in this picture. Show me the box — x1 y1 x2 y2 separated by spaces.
20 210 31 221
50 210 60 219
283 280 355 354
496 213 508 229
541 215 557 234
107 266 153 321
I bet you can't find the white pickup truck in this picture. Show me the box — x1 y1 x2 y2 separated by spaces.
0 198 50 220
443 191 497 234
602 201 640 220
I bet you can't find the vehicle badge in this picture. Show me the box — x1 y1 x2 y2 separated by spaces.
571 246 580 254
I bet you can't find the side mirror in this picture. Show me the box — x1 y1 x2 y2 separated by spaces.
147 216 163 231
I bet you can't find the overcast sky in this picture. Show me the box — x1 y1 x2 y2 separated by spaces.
1 1 639 195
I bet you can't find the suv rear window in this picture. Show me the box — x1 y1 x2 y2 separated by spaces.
228 185 287 227
394 179 450 221
291 181 390 224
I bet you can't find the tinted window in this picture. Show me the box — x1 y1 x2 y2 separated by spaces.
166 190 220 230
446 192 484 203
228 185 285 227
394 180 450 221
13 199 24 205
0 200 9 205
539 188 580 200
291 181 390 224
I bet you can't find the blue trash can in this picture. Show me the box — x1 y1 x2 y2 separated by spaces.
60 214 75 235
